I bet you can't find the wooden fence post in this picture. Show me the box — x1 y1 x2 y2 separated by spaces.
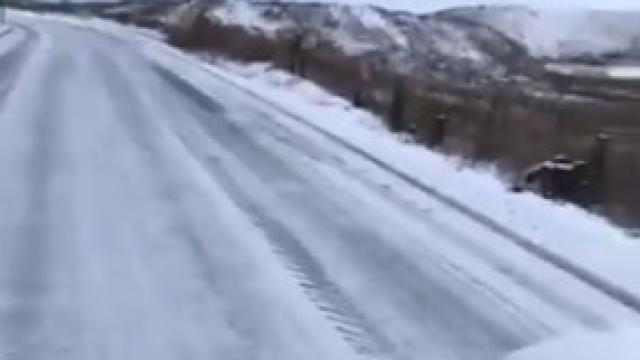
288 33 302 74
389 75 405 132
587 132 610 210
352 61 371 108
289 30 317 78
428 113 447 149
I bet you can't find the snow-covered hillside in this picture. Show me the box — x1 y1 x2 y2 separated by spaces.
440 6 640 59
207 1 640 62
202 1 532 81
209 2 447 56
189 1 640 83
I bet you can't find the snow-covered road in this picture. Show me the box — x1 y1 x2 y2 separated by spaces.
0 14 639 360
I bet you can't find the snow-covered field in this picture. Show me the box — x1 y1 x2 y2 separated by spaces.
547 63 640 80
3 9 640 360
607 66 640 79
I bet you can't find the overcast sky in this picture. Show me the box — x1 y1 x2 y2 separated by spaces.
290 0 640 12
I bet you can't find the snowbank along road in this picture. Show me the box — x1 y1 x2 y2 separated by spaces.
0 13 639 360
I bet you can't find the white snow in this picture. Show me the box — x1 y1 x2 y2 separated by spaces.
427 20 487 62
351 5 408 48
546 63 640 80
607 66 640 79
207 1 294 36
505 329 640 360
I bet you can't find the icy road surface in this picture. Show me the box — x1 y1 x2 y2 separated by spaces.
0 14 639 360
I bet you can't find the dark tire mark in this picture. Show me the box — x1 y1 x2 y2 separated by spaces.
152 64 393 359
0 25 40 111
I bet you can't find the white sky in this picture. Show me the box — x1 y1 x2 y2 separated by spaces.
289 0 640 12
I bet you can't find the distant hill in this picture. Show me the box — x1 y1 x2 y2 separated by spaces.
441 5 640 59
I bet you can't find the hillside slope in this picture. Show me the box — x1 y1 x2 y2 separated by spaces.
195 1 640 79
